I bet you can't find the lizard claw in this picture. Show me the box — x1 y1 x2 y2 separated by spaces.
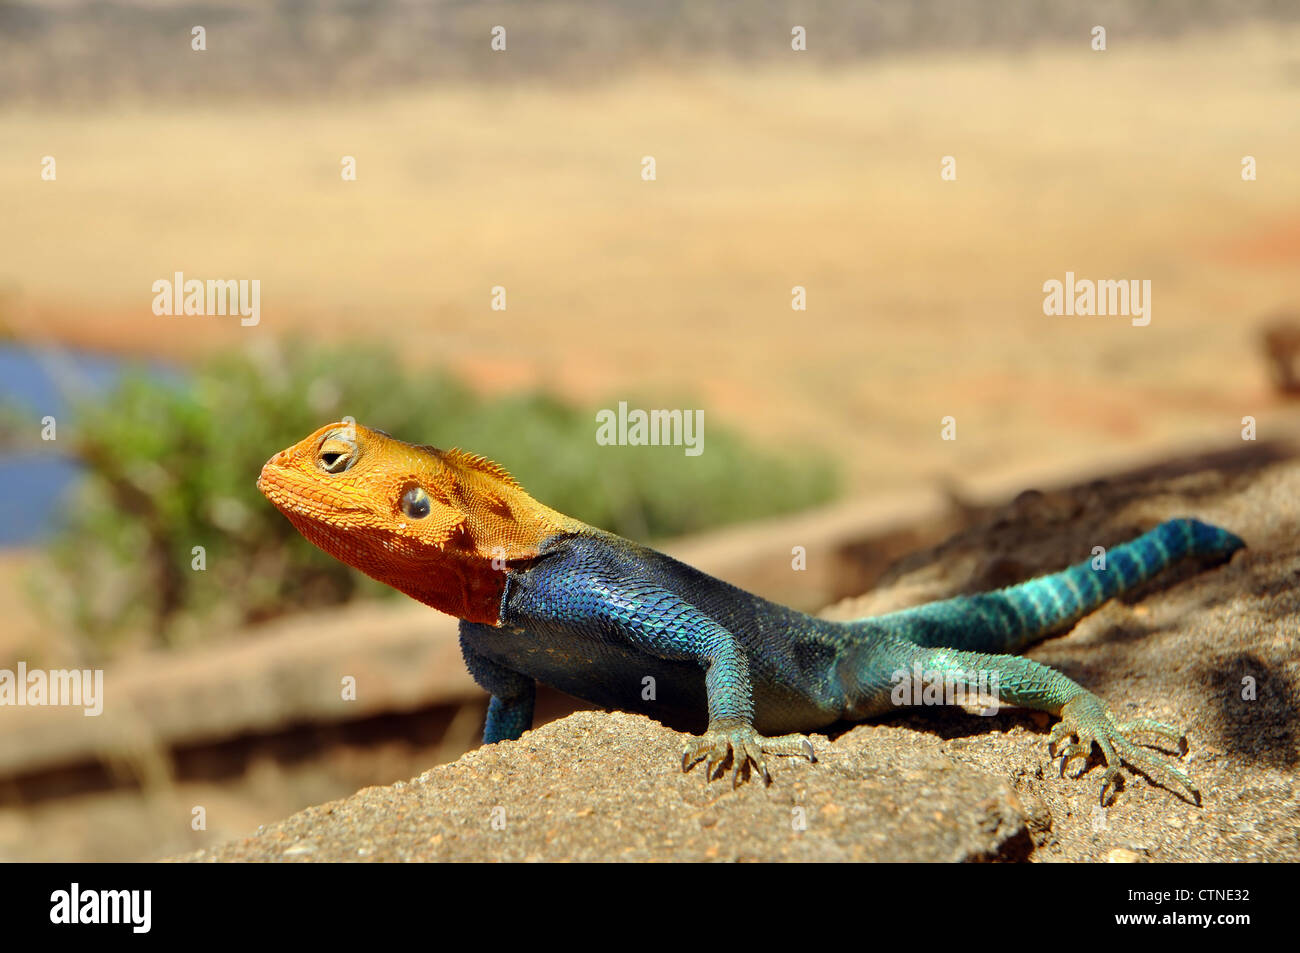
1048 693 1199 806
682 722 816 787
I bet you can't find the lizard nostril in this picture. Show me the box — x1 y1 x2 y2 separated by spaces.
258 453 290 487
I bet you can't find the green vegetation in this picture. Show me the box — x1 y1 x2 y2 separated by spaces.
33 341 838 651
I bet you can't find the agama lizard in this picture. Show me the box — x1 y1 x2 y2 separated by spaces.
258 421 1244 804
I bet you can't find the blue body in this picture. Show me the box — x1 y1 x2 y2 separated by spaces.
458 518 1243 742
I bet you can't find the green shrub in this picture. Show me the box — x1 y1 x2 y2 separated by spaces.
34 340 838 651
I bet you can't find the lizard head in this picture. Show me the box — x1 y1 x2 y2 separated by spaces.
257 421 576 624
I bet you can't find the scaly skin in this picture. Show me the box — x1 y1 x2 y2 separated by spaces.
259 421 1245 804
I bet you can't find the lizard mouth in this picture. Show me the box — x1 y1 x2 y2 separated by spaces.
256 459 284 499
257 459 314 514
256 447 293 492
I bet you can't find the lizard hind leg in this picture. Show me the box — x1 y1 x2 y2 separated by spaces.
682 719 816 787
878 639 1201 805
1050 694 1200 806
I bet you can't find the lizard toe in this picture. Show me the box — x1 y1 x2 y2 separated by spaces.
1055 741 1092 777
683 724 816 786
1115 717 1188 751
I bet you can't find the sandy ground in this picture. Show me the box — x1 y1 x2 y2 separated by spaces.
2 24 1297 497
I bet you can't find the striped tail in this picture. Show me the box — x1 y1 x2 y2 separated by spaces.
859 518 1243 655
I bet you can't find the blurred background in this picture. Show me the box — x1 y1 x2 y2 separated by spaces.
0 1 1297 860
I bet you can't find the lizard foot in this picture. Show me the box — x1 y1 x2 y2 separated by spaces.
1049 693 1199 806
682 721 816 787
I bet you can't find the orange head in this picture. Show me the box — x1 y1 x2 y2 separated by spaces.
257 421 580 624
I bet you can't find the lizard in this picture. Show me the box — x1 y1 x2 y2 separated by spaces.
258 420 1244 804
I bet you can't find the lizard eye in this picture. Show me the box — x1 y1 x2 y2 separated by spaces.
317 435 356 474
400 486 432 519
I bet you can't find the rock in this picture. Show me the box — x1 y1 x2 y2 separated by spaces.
178 711 1030 862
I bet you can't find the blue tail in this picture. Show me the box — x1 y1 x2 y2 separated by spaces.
858 518 1243 654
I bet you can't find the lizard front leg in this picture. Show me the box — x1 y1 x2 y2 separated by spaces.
681 637 818 786
589 580 817 784
511 569 816 784
459 622 536 743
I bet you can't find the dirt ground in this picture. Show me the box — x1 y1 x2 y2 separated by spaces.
2 24 1297 498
